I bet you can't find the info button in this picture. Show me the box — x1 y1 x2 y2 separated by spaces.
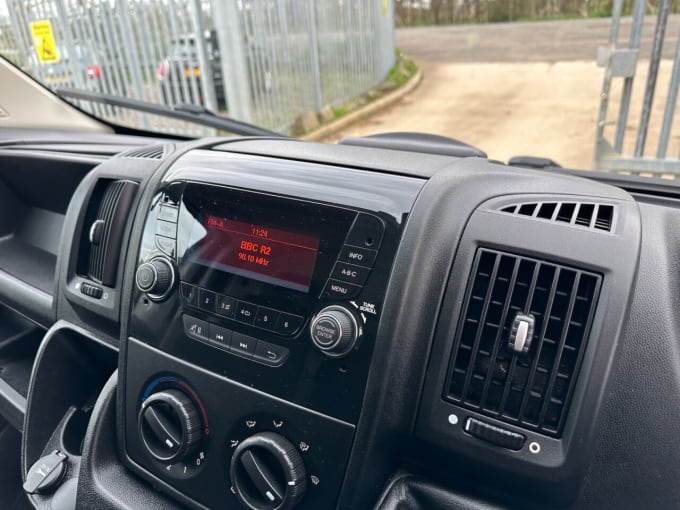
338 245 378 268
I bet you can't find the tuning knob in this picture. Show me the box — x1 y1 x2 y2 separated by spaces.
309 305 360 358
135 257 175 300
138 389 201 463
230 432 307 510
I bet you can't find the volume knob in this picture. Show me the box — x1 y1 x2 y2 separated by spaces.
310 306 360 357
136 257 175 300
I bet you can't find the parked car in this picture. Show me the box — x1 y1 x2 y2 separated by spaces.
27 41 127 97
157 30 271 111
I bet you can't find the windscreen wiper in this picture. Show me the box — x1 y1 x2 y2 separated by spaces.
55 88 283 138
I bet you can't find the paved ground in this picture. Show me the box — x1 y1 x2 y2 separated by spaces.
327 16 680 170
398 16 680 63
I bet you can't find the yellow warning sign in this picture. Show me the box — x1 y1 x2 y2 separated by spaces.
382 0 389 17
30 20 59 63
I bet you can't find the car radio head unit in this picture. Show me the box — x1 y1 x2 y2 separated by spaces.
128 164 413 425
177 183 360 319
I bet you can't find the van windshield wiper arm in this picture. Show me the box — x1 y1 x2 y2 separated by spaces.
55 88 283 138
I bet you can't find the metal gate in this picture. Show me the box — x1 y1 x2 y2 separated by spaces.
595 0 680 174
0 0 395 136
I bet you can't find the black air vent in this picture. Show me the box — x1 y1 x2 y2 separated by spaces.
500 201 614 232
122 145 167 160
86 180 139 286
445 249 601 436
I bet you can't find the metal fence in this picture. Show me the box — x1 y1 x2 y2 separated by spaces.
0 0 395 136
595 0 680 174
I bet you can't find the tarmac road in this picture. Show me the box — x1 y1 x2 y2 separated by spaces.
396 15 680 63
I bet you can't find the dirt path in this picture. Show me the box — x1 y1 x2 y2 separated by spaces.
326 59 680 170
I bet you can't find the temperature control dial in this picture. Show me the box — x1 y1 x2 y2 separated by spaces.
135 257 175 300
138 389 201 463
309 306 360 357
230 432 307 510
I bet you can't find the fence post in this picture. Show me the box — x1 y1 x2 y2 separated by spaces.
593 0 623 168
189 0 218 115
306 0 323 112
212 0 253 124
635 0 671 157
53 0 87 90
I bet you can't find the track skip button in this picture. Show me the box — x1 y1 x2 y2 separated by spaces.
209 324 232 350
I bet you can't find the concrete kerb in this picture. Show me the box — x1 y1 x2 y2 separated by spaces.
302 70 424 142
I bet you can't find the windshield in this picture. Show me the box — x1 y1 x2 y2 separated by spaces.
0 1 678 173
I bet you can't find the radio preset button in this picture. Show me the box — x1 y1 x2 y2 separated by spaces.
155 235 176 257
180 283 198 307
253 341 289 366
156 220 177 239
275 313 304 335
331 262 371 285
198 289 217 313
255 307 280 330
157 205 179 223
322 279 362 300
338 245 378 268
231 332 258 358
235 301 258 324
182 315 209 341
344 213 385 250
216 295 235 318
209 324 232 349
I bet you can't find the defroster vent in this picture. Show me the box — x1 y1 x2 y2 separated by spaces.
445 249 601 436
500 201 615 232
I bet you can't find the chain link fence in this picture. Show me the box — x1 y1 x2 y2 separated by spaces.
0 0 395 136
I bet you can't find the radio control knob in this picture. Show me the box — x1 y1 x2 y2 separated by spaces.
136 257 175 300
310 306 360 357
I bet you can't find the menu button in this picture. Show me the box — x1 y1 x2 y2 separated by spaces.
322 279 362 300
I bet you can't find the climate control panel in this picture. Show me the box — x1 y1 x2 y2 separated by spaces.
124 340 354 510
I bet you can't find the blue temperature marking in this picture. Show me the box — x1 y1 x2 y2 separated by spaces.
141 375 178 402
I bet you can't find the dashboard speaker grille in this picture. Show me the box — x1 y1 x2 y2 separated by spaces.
500 201 614 232
445 249 601 437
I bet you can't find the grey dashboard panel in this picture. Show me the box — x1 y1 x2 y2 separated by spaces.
1 133 679 510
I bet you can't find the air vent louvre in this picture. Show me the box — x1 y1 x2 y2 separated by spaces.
122 145 167 160
500 201 615 232
84 179 138 287
88 181 125 282
445 249 601 436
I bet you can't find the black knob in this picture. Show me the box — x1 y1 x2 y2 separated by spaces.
135 257 174 300
309 306 360 357
138 389 201 463
230 432 307 510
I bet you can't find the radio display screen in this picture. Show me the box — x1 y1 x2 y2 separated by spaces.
179 184 356 301
197 216 320 292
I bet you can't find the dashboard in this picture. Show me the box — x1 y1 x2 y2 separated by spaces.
0 129 678 509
